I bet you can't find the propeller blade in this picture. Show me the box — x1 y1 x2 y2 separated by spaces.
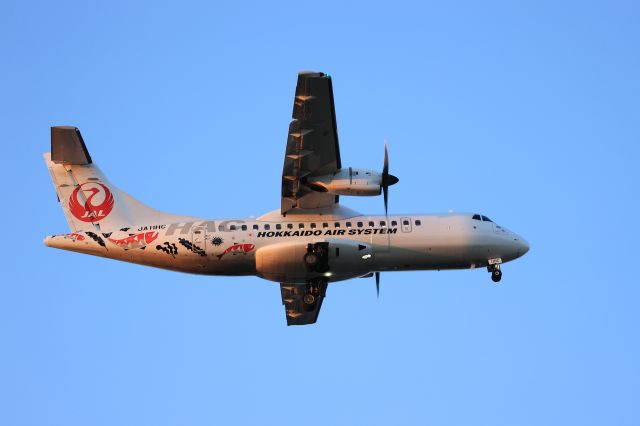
383 184 388 215
383 140 389 215
383 140 389 178
375 272 380 298
381 139 398 215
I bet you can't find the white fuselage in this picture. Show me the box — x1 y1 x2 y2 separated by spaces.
45 212 529 284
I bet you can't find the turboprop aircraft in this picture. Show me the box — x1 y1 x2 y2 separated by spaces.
44 71 529 325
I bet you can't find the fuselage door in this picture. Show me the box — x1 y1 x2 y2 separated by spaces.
400 217 412 233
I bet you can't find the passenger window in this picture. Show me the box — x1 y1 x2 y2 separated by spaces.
481 215 493 223
334 222 341 228
299 223 304 229
322 223 329 228
368 221 374 227
380 221 386 227
472 214 482 221
276 224 281 230
252 224 259 230
310 223 316 229
241 225 247 231
391 220 398 227
287 223 293 229
346 222 352 228
403 220 409 226
357 222 363 228
415 220 421 226
264 224 270 230
230 225 236 230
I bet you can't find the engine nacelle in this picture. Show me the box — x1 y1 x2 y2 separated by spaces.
255 239 373 283
305 168 382 196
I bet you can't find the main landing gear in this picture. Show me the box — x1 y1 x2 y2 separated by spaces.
304 242 330 273
302 243 330 309
302 278 328 310
299 243 331 310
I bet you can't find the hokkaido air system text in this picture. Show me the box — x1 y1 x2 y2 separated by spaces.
256 228 397 238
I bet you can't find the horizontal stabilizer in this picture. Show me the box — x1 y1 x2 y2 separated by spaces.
51 126 92 165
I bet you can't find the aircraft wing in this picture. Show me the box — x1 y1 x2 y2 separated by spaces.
281 72 342 215
280 282 328 326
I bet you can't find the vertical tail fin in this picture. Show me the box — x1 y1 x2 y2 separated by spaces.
44 126 195 232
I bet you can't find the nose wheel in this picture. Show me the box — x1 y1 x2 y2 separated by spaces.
488 263 502 283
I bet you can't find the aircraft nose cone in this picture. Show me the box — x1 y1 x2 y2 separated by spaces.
516 236 530 257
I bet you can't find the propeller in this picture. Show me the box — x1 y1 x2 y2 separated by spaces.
376 140 398 298
381 140 399 215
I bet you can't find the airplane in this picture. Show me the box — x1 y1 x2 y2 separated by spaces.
43 71 530 325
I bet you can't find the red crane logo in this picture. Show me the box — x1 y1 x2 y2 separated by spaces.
69 182 115 222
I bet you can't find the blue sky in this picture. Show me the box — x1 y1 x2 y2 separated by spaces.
1 1 639 425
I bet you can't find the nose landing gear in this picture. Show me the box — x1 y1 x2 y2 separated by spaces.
487 258 502 283
490 267 502 283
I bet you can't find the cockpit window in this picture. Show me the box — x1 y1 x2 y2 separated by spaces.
472 214 482 221
481 215 493 223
